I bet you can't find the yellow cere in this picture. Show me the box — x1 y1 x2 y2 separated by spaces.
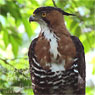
33 14 35 17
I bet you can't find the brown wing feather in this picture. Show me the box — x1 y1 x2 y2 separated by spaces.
71 36 86 94
28 38 38 80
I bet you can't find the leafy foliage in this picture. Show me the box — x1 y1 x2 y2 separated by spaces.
0 0 95 95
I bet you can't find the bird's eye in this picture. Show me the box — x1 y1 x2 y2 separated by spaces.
42 12 46 17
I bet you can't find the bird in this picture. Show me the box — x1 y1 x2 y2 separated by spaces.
28 6 85 95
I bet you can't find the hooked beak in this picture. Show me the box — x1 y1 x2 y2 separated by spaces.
29 15 36 22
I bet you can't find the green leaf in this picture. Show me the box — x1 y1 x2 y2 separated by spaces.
7 1 21 19
86 87 95 95
9 36 19 57
22 17 34 38
30 0 39 7
74 26 81 37
70 21 77 31
8 26 22 45
43 0 53 6
3 29 9 47
0 4 9 16
24 88 34 95
82 39 91 53
0 22 2 31
92 63 95 75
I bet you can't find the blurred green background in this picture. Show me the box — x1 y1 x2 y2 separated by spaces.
0 0 95 95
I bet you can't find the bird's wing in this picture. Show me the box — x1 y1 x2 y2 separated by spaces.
71 36 85 80
28 38 38 79
28 38 38 62
71 36 86 94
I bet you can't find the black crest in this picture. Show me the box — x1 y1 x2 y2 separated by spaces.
33 6 75 16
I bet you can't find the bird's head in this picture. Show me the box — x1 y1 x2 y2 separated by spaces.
29 6 75 27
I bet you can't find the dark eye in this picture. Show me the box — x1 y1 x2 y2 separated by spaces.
42 12 46 17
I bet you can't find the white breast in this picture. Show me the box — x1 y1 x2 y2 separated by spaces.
50 60 65 72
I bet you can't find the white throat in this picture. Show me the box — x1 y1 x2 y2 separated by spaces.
40 22 60 59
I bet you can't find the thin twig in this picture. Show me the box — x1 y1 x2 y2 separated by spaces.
7 57 28 61
52 0 57 7
0 58 29 79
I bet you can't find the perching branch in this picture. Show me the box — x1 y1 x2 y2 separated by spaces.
52 0 57 7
